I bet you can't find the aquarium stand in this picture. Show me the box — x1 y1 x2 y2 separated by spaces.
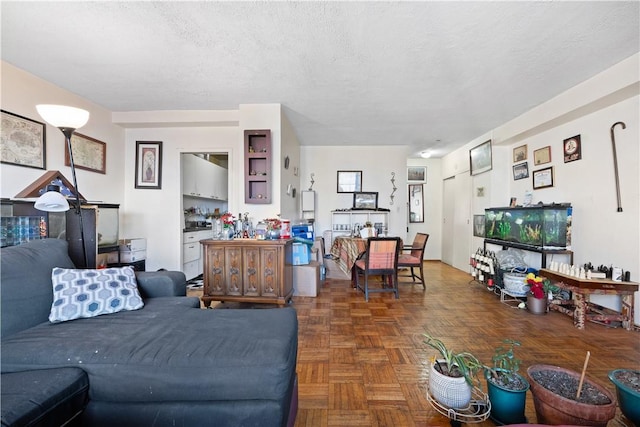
484 239 574 268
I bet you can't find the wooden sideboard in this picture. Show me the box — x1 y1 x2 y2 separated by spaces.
540 268 638 330
201 239 293 307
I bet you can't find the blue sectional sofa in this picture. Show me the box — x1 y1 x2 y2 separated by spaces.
1 239 298 427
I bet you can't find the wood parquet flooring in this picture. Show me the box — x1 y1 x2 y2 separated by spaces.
291 261 639 427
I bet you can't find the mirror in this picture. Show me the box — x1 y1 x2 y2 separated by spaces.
409 184 424 223
337 170 362 193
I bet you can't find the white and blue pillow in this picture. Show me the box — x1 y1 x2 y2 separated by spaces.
49 266 143 323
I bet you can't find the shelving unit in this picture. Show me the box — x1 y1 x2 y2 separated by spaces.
244 129 271 204
330 210 389 246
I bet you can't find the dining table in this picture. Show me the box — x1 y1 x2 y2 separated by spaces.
329 236 367 276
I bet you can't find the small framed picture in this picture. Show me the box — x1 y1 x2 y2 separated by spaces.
469 140 492 176
563 135 582 163
67 132 106 174
533 146 551 165
135 141 163 189
513 145 527 163
512 162 529 180
352 192 378 210
407 166 426 183
1 110 46 169
532 166 554 190
473 214 485 238
509 197 517 207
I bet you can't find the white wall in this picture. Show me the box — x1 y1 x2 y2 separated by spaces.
407 158 443 260
442 53 640 324
299 145 410 244
121 126 238 271
1 62 125 205
280 112 302 222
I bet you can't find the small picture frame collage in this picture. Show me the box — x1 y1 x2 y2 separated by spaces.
512 144 528 181
512 139 571 190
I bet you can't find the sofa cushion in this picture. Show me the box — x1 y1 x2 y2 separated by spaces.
1 239 76 338
1 367 89 427
49 266 143 323
1 303 298 405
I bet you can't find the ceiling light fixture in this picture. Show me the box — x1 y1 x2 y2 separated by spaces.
420 151 431 159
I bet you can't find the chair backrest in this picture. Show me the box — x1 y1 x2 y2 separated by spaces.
365 237 400 272
410 233 429 258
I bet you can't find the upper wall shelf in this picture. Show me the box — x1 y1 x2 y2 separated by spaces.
244 129 271 204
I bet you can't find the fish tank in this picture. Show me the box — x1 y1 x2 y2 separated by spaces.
484 204 572 249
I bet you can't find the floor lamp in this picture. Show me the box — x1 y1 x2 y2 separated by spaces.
35 105 90 268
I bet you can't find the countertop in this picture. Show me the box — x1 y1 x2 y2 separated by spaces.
183 227 213 233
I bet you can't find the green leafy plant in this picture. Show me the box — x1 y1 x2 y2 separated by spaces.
423 334 484 388
485 339 528 391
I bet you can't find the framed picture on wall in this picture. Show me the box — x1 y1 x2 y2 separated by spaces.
513 145 527 163
135 141 163 189
512 162 529 180
473 215 485 237
563 135 582 163
67 133 106 174
469 140 492 175
0 110 46 169
533 146 551 165
407 166 426 183
532 166 554 189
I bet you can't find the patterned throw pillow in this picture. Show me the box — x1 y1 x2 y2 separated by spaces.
49 266 144 323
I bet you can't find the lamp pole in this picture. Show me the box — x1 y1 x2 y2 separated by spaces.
60 127 88 268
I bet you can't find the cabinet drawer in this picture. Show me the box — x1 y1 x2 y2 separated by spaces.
183 242 200 263
183 259 200 281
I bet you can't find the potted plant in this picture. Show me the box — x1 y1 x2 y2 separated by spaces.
423 334 484 409
484 339 530 425
608 368 640 425
527 364 616 426
525 273 556 314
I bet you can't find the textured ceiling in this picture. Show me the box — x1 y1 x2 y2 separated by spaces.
2 1 638 157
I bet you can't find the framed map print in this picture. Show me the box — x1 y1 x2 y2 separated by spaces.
67 133 106 174
1 110 46 169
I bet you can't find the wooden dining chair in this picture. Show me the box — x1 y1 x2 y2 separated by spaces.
354 237 401 301
398 233 429 288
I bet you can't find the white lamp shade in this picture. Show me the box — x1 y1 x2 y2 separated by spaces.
36 105 89 129
34 190 70 212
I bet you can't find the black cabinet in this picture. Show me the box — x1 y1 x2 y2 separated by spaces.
66 204 119 268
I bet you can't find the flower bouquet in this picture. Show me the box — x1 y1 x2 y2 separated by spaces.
525 273 557 314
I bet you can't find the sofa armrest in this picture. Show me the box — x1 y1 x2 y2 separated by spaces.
135 271 187 298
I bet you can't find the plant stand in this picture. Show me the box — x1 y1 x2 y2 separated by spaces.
426 383 491 426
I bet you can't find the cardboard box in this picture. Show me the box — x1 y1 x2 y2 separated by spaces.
119 238 146 252
293 261 320 297
292 242 310 265
120 249 146 263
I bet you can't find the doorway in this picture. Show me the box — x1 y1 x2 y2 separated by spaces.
441 173 472 271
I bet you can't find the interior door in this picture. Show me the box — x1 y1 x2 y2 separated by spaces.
442 174 472 271
442 177 455 265
452 173 472 271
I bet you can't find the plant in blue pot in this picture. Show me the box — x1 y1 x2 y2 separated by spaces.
608 369 640 426
484 339 530 425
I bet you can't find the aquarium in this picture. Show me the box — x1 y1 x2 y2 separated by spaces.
484 204 572 249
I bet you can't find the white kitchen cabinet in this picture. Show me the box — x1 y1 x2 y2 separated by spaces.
181 154 228 201
182 229 214 280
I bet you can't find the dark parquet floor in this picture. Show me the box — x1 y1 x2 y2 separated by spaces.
290 261 639 427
